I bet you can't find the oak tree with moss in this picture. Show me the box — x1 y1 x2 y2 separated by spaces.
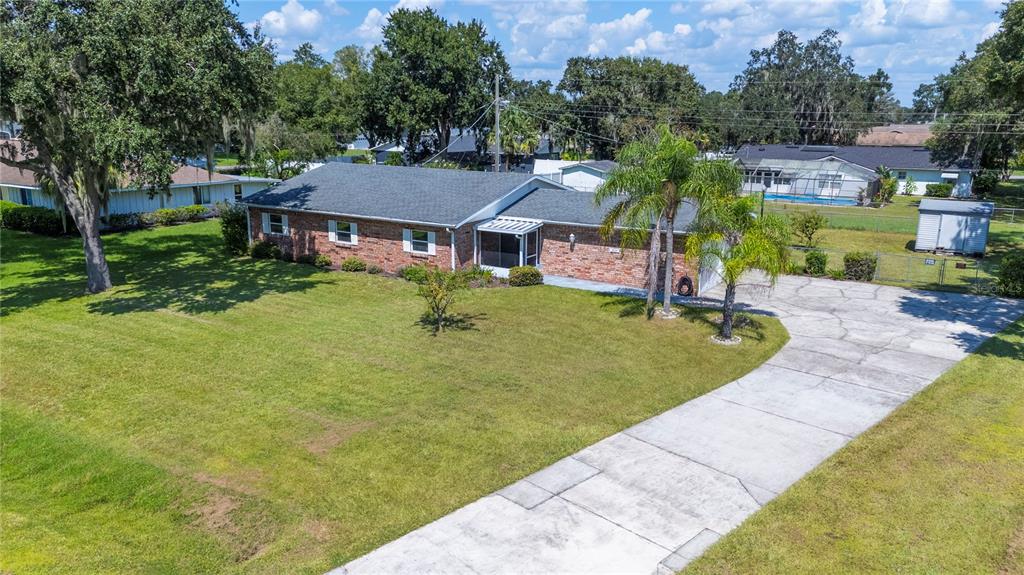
0 0 273 292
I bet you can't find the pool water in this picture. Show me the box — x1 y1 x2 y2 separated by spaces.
765 193 858 206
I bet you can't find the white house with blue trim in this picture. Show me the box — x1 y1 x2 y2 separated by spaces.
0 159 277 215
735 144 974 197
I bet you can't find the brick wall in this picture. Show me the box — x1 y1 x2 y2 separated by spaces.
247 207 697 291
248 208 454 272
538 224 696 291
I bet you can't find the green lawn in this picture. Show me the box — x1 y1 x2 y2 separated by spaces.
0 221 786 574
772 195 1024 292
213 151 241 167
684 317 1024 574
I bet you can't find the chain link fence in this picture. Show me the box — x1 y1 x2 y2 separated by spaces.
789 247 1000 293
993 207 1023 223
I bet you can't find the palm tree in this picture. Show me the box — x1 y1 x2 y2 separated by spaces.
488 107 540 171
596 125 741 318
685 193 791 341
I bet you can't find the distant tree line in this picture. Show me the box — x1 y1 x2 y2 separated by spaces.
249 16 927 167
913 2 1023 174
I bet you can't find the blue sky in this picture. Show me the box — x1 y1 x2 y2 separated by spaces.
232 0 1006 104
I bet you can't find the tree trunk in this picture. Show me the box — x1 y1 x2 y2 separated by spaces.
662 210 676 317
721 281 736 340
57 170 112 293
645 217 662 317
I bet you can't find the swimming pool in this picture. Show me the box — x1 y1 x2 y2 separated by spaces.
764 193 858 206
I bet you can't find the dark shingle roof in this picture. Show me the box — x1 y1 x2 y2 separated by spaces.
243 163 537 226
734 144 962 171
501 188 696 232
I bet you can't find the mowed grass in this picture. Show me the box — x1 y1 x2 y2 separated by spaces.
684 317 1024 575
0 221 787 574
772 195 1024 292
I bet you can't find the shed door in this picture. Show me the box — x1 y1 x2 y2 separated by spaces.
936 214 965 252
916 213 940 251
963 216 988 255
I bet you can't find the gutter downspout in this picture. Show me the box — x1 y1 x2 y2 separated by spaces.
447 227 456 270
244 204 252 246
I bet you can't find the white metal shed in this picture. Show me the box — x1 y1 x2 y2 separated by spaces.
915 199 994 256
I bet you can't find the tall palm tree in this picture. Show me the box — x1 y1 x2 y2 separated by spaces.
685 193 791 341
596 125 741 318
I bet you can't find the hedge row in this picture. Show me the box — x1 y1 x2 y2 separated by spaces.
924 183 953 198
0 201 71 236
0 200 213 236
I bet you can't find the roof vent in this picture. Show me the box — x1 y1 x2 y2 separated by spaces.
801 145 838 152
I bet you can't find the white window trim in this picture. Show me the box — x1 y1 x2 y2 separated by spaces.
328 220 359 245
261 212 289 236
403 228 436 255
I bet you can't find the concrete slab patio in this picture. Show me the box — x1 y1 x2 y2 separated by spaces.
333 275 1024 575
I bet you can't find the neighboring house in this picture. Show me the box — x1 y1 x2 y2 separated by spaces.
737 158 880 204
0 149 277 215
242 162 700 291
344 130 562 166
856 123 933 147
532 160 617 192
735 144 974 197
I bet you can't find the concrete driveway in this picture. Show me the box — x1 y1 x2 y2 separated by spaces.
333 275 1024 575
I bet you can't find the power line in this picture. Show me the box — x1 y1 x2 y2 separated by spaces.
419 102 494 166
515 105 1021 134
510 103 620 144
517 101 1024 119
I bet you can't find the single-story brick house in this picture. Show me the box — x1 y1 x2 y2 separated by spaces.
242 162 703 292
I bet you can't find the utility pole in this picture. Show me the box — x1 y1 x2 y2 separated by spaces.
493 74 501 173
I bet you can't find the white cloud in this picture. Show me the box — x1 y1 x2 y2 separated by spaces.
259 0 323 37
673 23 693 36
356 8 388 41
979 20 1000 41
893 0 955 26
322 0 348 16
851 0 889 32
700 0 753 16
624 37 647 55
591 8 653 36
545 14 587 39
395 0 446 10
490 1 589 64
354 0 448 43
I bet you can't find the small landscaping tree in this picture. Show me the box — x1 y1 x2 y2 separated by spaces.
790 210 827 247
804 250 828 276
218 203 249 256
903 174 917 196
875 166 898 205
843 252 878 281
686 194 791 342
418 268 467 333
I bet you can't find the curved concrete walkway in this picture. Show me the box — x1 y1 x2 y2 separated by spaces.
333 276 1024 575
